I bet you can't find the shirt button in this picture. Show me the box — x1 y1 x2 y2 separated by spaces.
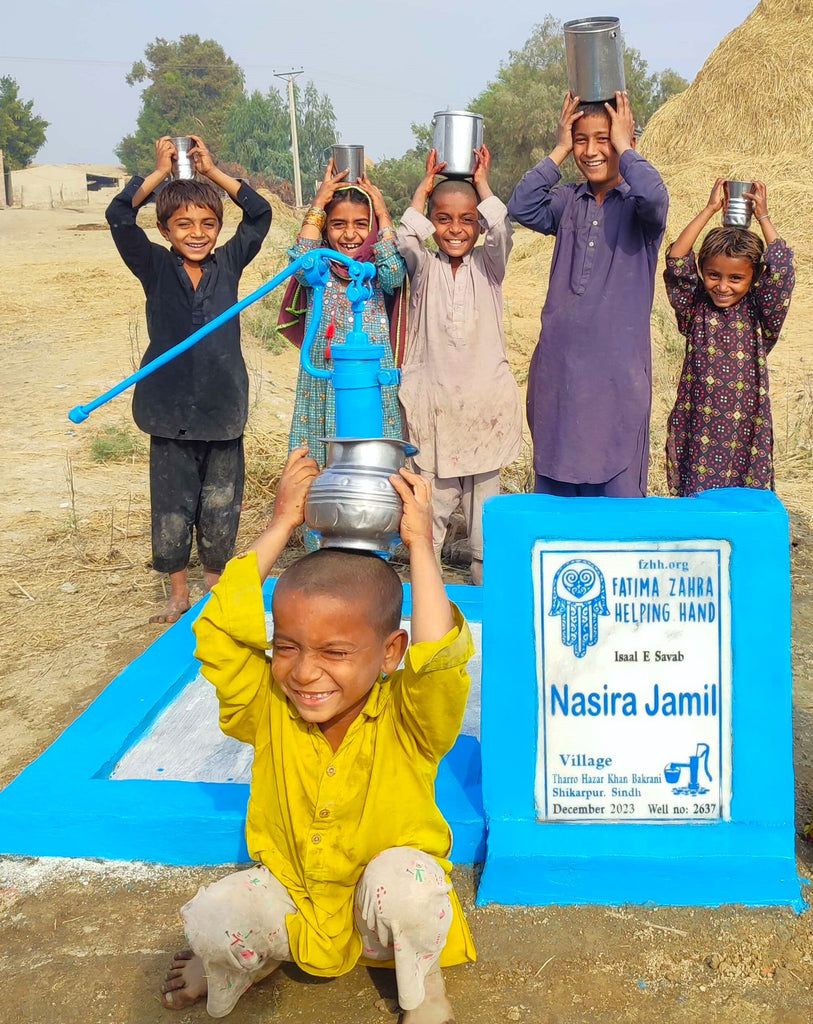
312 834 322 844
319 809 330 818
326 766 336 777
592 220 598 226
588 241 595 247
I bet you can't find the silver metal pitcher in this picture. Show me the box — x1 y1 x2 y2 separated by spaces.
723 180 755 229
431 110 484 178
305 438 418 557
331 144 365 181
170 137 195 180
564 17 626 103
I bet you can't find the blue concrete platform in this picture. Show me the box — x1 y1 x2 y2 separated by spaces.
0 582 485 866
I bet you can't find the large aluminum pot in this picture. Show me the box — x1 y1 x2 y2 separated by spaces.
564 17 626 103
431 110 483 178
305 438 418 557
170 137 195 180
331 144 365 181
723 180 755 229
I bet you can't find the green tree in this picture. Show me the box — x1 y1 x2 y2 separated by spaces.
469 18 688 196
221 80 337 202
117 35 244 175
0 76 49 170
369 124 431 220
222 88 293 180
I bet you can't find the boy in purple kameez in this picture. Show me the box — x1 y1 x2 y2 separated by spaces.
508 91 669 497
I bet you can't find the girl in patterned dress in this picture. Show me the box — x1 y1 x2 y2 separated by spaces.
664 179 795 496
278 163 406 463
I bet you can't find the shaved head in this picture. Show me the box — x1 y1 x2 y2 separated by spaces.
428 178 478 217
273 549 403 636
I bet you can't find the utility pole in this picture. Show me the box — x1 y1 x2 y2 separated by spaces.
274 67 304 208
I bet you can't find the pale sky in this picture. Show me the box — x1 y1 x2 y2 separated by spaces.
3 0 758 167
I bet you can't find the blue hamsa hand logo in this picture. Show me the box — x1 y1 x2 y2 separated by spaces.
549 558 609 658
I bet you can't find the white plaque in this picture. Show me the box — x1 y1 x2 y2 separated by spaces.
533 541 732 822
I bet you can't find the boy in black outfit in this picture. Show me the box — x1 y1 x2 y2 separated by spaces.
106 135 272 623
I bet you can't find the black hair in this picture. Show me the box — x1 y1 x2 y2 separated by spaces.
427 178 479 218
155 179 223 226
698 226 765 279
273 548 403 636
325 187 370 216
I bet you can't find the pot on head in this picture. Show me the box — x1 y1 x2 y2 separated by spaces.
564 17 626 103
331 144 365 181
722 180 755 229
170 137 195 180
431 110 484 178
305 437 418 558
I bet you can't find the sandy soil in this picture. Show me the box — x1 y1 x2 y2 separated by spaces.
2 194 813 1024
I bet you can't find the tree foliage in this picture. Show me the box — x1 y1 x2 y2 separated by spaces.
117 35 244 174
0 76 49 170
469 17 688 197
369 125 431 220
221 80 337 202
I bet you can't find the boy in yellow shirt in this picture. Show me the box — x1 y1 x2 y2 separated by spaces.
160 446 475 1022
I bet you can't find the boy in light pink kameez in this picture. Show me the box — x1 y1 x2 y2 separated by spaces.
396 147 522 585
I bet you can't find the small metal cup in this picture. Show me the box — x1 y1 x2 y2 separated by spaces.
331 144 365 181
723 180 754 228
170 137 195 180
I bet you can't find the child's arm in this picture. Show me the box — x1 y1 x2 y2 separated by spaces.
606 92 669 237
668 179 725 259
473 145 513 283
130 136 176 208
745 181 779 245
388 468 474 759
358 174 407 294
189 135 272 273
193 447 319 743
507 93 580 233
250 446 320 580
287 160 351 282
747 184 795 352
105 141 173 285
390 468 454 642
396 151 446 278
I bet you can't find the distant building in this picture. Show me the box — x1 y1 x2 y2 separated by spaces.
4 163 127 209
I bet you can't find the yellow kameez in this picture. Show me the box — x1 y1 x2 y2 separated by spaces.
193 551 477 977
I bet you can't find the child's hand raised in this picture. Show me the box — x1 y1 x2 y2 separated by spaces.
314 158 350 207
606 91 635 156
154 136 176 177
472 145 493 198
555 92 583 155
188 135 215 176
357 174 390 222
411 150 447 211
706 178 726 213
389 467 434 551
744 181 769 220
271 446 320 531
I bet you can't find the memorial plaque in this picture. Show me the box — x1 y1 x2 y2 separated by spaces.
533 541 732 822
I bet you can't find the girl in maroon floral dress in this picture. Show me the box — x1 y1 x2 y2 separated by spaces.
664 179 795 496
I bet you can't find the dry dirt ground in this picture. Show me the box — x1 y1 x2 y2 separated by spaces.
3 196 813 1024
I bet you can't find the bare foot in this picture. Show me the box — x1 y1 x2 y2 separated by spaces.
160 950 207 1010
202 566 222 593
400 964 456 1024
149 590 191 625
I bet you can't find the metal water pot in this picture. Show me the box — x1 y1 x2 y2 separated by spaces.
170 137 195 180
331 144 365 181
723 180 755 229
431 110 484 178
564 17 626 103
305 438 418 557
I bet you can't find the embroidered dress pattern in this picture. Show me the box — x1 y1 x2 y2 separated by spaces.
664 239 795 496
287 237 404 469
